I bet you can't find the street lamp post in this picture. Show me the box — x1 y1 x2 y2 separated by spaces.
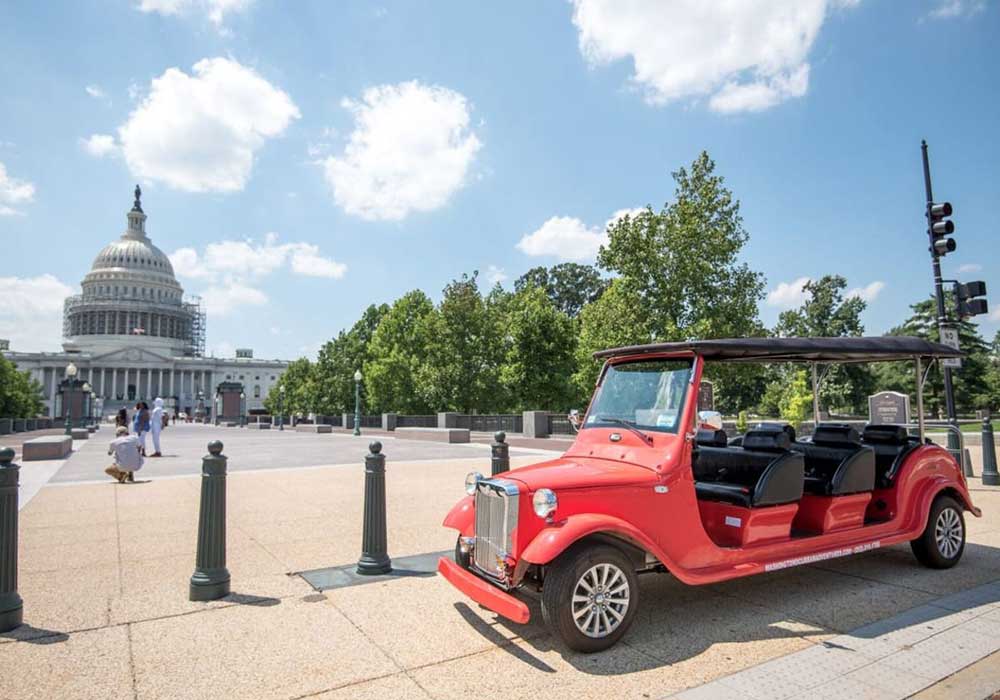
353 370 362 436
215 393 221 426
64 363 77 435
81 383 92 426
239 392 246 427
278 385 285 431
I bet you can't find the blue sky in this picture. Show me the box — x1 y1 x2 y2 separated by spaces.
1 0 997 360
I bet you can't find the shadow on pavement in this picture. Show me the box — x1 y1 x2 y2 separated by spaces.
222 592 281 607
0 624 70 645
454 602 555 672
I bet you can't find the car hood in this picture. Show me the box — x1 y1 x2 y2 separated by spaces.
502 456 658 492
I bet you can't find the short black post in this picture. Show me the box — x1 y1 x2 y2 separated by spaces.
491 431 510 476
357 441 391 575
982 417 999 486
189 440 231 601
0 447 23 632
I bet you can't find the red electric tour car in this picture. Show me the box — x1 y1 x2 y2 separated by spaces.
437 337 981 652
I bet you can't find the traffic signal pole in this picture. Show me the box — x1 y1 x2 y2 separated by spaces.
920 140 958 444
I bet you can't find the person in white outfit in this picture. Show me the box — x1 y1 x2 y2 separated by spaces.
150 397 164 457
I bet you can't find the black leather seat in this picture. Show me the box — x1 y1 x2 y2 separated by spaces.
694 427 804 507
795 424 875 496
695 428 728 447
861 424 919 488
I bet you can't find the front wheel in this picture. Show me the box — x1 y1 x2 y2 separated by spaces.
911 495 965 569
541 544 638 653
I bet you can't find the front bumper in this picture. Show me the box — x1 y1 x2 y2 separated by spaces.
437 557 530 624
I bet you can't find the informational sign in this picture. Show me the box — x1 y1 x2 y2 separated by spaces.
868 391 910 425
698 380 715 411
939 326 962 368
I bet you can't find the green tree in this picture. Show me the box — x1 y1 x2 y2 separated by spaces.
514 263 608 318
779 369 813 426
418 273 503 413
874 295 991 416
312 303 389 414
364 291 435 414
774 275 874 415
499 285 578 411
263 357 315 416
573 279 653 403
0 356 44 417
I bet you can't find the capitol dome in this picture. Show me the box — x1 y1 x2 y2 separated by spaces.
63 186 204 356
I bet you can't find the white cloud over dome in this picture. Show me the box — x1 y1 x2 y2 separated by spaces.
118 57 299 192
570 0 858 113
80 134 118 158
136 0 253 26
0 274 74 351
0 161 35 216
322 81 481 221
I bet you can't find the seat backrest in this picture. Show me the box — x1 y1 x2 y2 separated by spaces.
743 426 791 452
695 428 728 447
862 424 917 488
756 421 796 443
812 423 862 448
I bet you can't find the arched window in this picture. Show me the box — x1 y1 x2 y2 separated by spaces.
254 385 261 398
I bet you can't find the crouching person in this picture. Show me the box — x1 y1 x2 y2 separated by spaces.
106 426 144 484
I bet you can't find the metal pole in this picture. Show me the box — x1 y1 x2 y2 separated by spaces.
189 440 230 601
811 363 821 425
357 441 391 575
921 140 958 449
915 357 925 442
278 393 283 431
982 417 999 486
353 379 361 437
491 431 510 476
0 448 23 632
63 384 71 436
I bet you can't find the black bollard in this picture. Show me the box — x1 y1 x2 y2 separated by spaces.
357 441 391 575
0 448 22 632
491 431 510 476
190 441 231 601
982 418 999 487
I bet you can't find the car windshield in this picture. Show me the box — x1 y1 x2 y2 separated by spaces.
585 358 693 434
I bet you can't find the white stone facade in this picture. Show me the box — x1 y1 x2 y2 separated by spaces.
3 188 289 418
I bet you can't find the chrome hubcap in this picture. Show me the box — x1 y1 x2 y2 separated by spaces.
935 507 963 559
571 563 630 638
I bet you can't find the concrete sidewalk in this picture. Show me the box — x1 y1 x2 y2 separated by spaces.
2 447 999 699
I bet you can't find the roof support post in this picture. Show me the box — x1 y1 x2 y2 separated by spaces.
915 356 925 442
811 363 821 425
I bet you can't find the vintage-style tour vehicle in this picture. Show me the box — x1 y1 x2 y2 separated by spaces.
437 337 980 652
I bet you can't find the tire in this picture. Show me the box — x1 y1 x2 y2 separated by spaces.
454 537 471 570
541 543 639 653
911 495 965 569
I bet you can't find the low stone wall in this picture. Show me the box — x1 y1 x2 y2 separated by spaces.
23 436 73 461
395 427 470 444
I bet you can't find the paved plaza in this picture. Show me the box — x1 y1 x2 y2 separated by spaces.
1 425 999 699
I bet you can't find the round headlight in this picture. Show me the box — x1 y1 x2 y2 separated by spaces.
533 488 558 518
465 471 483 495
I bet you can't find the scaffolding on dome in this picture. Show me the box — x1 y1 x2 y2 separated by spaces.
184 295 206 357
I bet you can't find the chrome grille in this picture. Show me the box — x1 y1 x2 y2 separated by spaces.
473 479 518 579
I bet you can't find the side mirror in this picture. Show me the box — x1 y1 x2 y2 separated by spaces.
568 409 582 432
698 410 723 431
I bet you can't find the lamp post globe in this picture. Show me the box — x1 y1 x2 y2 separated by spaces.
63 363 78 434
240 391 246 427
278 384 285 431
65 362 77 379
353 370 362 436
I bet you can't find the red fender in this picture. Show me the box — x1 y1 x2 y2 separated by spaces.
520 513 665 569
443 495 475 537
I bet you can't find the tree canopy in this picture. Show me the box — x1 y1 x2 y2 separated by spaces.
0 356 44 418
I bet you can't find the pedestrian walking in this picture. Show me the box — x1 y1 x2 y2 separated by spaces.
150 397 164 457
105 426 143 483
133 401 151 456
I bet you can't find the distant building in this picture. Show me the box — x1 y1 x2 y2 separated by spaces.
4 187 289 418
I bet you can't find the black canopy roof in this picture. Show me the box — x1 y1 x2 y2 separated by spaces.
593 336 962 363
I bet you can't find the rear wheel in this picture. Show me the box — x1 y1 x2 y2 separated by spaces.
911 495 965 569
541 544 638 653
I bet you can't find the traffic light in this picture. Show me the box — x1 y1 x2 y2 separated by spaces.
955 280 988 318
928 201 955 255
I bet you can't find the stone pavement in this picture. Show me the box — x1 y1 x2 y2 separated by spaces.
1 426 999 699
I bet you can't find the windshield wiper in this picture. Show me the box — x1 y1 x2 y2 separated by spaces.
591 416 654 446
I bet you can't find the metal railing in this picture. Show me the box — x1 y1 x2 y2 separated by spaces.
547 413 576 436
396 415 437 428
469 414 523 434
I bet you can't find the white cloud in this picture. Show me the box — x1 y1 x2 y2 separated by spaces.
846 280 885 303
0 274 74 351
990 307 1000 323
570 0 858 113
517 216 606 262
80 133 118 158
85 84 108 101
517 207 643 262
136 0 253 26
169 234 345 316
118 57 299 192
767 277 812 309
0 161 35 216
485 265 507 286
957 263 983 273
322 81 481 221
927 0 986 19
209 340 237 358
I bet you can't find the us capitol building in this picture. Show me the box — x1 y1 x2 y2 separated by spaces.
3 187 289 419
